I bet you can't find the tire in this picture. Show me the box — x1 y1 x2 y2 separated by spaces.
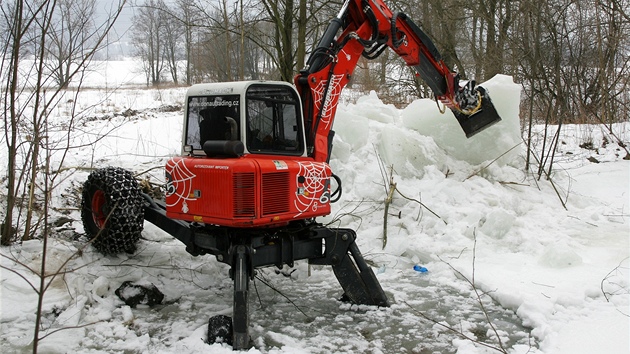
81 167 144 254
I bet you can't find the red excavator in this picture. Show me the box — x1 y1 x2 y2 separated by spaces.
81 0 501 349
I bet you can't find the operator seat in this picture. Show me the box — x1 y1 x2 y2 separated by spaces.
199 108 233 143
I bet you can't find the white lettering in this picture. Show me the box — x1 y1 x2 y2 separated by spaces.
194 165 230 170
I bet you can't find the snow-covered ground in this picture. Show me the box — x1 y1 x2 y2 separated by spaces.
1 62 628 354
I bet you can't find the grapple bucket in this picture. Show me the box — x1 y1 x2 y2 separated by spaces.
398 14 503 138
454 86 502 138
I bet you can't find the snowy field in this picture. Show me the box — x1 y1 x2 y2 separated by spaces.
1 61 629 354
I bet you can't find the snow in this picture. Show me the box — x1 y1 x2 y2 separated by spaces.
1 61 628 353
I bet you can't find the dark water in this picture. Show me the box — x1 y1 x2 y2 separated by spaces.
244 267 536 353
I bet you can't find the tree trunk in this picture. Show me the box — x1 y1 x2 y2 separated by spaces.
296 0 307 72
1 0 24 246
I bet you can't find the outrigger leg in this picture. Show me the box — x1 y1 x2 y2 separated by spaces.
231 245 252 350
206 244 253 350
311 227 389 307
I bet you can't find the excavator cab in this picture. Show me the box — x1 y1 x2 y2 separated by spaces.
182 81 306 158
167 81 333 228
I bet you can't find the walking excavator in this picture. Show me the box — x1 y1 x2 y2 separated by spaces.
81 0 502 349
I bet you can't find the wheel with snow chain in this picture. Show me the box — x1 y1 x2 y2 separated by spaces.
81 167 144 255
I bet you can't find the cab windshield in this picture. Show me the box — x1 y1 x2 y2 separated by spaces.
186 94 240 154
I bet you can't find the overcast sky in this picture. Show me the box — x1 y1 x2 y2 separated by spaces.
94 0 136 57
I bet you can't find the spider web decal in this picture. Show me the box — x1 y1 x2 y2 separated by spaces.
165 157 197 208
294 161 331 217
313 74 344 130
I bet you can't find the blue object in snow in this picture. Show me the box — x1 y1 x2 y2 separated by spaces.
413 265 428 273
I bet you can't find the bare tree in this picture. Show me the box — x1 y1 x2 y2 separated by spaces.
162 4 183 84
0 0 126 242
262 0 295 81
176 0 196 84
130 0 334 84
219 0 234 81
43 0 98 89
131 0 166 86
1 1 126 352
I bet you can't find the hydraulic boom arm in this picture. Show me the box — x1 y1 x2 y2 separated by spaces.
295 0 501 163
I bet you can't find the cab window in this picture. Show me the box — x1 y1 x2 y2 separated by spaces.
186 95 240 153
246 85 303 155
